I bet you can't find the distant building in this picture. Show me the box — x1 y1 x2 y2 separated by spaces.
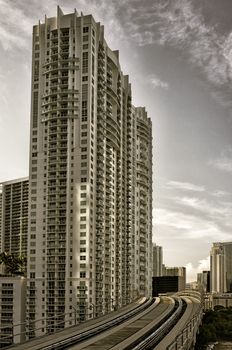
204 293 232 310
197 270 210 293
152 244 163 277
210 242 232 293
0 276 27 347
152 276 184 297
0 178 29 258
163 266 186 291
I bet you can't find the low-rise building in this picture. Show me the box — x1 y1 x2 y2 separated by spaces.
0 276 27 347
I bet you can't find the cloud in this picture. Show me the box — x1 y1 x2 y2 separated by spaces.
154 207 227 240
211 190 231 198
149 74 169 90
167 180 205 192
0 0 33 51
110 0 232 108
174 196 232 227
209 148 232 174
150 0 232 88
131 31 154 47
185 256 210 282
212 158 232 174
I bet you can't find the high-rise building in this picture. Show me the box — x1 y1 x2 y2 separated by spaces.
197 270 210 293
27 7 152 336
152 243 163 277
210 242 232 293
0 179 28 346
0 178 29 258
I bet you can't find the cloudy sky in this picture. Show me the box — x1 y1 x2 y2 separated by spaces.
1 0 232 281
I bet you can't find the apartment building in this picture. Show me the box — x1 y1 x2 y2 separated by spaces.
27 7 152 336
0 178 29 258
210 242 232 293
152 243 163 277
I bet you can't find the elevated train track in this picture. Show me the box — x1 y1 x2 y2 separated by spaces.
9 291 203 350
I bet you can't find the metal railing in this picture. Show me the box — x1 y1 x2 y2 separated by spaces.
167 301 203 350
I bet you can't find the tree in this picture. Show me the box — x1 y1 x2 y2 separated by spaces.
0 252 26 275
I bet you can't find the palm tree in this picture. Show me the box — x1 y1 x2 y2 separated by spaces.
0 252 26 276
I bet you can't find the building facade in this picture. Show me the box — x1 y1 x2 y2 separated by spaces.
27 7 152 336
197 270 210 293
163 266 186 291
0 277 27 347
0 188 2 253
152 243 163 277
210 242 232 293
0 178 29 258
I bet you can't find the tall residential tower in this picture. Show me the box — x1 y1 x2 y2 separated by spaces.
210 242 232 293
152 243 163 277
0 178 29 258
28 7 152 336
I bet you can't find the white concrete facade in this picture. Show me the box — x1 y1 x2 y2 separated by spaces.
27 7 152 337
210 242 232 293
0 277 27 347
0 178 29 258
152 243 163 277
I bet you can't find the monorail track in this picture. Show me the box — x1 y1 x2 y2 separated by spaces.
9 293 202 350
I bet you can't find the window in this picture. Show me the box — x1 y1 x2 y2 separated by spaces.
82 101 87 116
82 83 88 100
83 27 89 33
82 53 88 73
80 272 86 278
80 256 86 260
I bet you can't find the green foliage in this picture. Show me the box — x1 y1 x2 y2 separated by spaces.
195 308 232 349
0 252 26 276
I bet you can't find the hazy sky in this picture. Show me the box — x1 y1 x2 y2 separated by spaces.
1 0 232 281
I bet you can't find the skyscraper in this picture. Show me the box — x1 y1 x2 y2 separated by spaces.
210 242 232 293
28 7 152 336
152 243 163 277
0 178 29 258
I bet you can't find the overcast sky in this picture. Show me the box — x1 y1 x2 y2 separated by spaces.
1 0 232 281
